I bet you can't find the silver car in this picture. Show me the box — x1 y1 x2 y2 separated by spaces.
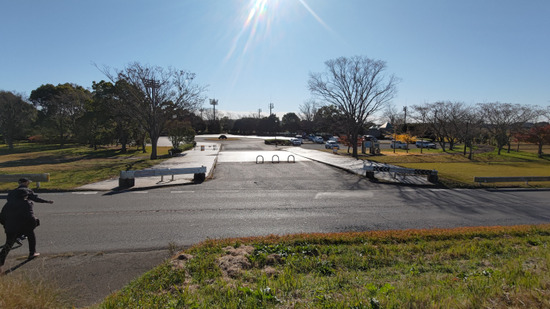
325 140 340 149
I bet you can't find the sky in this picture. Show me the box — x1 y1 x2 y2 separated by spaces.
1 0 549 121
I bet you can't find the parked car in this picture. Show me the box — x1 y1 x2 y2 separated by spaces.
325 140 340 149
415 141 437 149
390 140 408 149
328 136 340 143
290 138 302 146
313 136 324 144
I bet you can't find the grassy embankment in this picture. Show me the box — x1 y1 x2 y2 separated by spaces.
0 143 187 191
334 143 550 187
99 224 550 308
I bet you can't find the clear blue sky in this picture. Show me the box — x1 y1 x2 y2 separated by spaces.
1 0 549 120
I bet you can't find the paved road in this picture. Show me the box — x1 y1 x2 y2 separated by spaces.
1 136 549 306
16 137 550 254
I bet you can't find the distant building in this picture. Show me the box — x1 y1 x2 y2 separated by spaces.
367 122 393 139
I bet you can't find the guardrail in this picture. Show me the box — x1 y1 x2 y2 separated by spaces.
474 176 550 186
363 164 438 183
0 173 50 188
119 167 207 188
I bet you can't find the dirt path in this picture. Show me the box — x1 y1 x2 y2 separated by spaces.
3 249 171 308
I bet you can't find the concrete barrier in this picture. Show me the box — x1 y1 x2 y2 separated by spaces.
474 176 550 185
363 164 438 183
119 167 207 188
0 173 50 188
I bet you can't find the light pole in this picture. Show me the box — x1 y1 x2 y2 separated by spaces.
210 99 218 120
144 79 160 104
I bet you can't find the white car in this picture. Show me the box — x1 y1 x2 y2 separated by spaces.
313 136 324 144
390 140 408 149
415 141 437 149
290 138 302 146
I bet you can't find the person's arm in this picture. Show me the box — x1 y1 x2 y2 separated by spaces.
28 193 53 204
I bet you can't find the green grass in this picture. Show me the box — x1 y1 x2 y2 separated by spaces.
346 144 550 187
0 142 194 191
99 224 550 308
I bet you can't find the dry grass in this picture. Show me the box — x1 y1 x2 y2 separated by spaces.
0 274 72 308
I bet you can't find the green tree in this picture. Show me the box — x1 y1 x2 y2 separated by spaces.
281 112 301 133
258 114 280 135
165 119 195 150
313 105 345 134
0 91 37 149
30 83 91 147
232 118 259 135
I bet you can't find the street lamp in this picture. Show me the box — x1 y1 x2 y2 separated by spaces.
210 99 218 120
144 79 160 105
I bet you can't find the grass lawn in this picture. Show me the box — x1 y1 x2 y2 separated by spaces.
99 224 550 308
0 143 177 191
336 144 550 187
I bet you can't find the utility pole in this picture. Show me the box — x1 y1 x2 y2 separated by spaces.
403 106 407 130
210 99 218 120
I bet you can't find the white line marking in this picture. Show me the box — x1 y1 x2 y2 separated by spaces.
315 191 374 199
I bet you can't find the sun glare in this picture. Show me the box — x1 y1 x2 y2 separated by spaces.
226 0 330 61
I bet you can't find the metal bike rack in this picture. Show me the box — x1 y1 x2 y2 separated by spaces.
272 155 280 163
287 155 295 163
256 155 264 164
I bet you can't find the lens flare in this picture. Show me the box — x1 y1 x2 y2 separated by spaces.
224 0 333 88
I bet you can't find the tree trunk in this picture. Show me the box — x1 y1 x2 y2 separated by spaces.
5 135 14 150
538 142 543 158
351 131 359 158
120 136 128 153
150 133 159 160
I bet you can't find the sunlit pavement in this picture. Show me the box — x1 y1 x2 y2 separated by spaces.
78 135 433 191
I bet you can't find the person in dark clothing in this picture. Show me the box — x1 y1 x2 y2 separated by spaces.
7 178 54 204
6 178 52 245
0 188 40 274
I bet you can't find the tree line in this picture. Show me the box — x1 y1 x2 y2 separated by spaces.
386 101 550 158
2 58 549 159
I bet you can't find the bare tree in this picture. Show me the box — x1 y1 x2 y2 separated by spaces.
458 107 483 159
102 62 207 159
299 99 318 122
412 101 468 152
309 56 398 157
478 102 537 155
